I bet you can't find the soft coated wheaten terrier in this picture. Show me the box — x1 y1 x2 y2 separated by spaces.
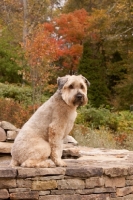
10 75 90 168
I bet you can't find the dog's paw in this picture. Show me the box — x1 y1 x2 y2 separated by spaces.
21 159 51 168
55 159 67 167
36 161 51 168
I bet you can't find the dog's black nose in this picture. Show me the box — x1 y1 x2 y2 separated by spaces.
76 93 83 99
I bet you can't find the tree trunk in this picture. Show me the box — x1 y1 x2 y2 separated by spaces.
23 0 28 49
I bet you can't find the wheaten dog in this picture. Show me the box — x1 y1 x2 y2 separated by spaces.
10 75 90 168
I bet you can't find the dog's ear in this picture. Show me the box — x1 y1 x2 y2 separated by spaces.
81 75 90 87
57 76 68 90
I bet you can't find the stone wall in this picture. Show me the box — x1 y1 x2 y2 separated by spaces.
1 161 133 200
1 121 133 200
0 121 19 154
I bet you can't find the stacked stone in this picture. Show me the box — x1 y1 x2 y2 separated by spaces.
1 164 133 199
1 122 133 199
0 121 20 154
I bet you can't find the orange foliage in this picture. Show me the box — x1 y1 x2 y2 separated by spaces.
0 98 39 128
55 9 89 43
115 133 127 146
26 9 91 72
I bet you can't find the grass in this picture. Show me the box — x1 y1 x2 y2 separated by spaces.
71 123 133 151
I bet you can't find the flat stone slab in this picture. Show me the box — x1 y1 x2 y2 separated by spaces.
0 142 13 153
17 167 66 178
1 146 133 178
0 167 17 178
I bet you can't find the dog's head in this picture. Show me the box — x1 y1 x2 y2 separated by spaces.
57 75 90 107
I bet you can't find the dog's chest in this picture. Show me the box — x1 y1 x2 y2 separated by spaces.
64 111 77 136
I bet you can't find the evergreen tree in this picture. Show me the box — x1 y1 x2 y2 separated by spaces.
0 29 23 84
78 40 109 107
0 50 22 83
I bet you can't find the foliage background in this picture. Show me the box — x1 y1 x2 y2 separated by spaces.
0 0 133 149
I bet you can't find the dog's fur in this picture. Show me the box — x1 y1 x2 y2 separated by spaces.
10 75 90 168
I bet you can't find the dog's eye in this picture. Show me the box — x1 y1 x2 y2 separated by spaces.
69 84 74 89
80 84 84 89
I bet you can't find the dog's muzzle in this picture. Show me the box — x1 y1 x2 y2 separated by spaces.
73 93 84 106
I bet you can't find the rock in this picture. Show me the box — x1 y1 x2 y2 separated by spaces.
51 190 75 195
0 156 11 167
18 167 66 178
85 177 104 188
1 121 17 131
126 179 133 186
39 194 109 200
9 188 30 193
128 167 133 175
0 189 9 199
0 127 6 142
116 186 133 197
104 176 125 188
17 179 32 188
93 187 115 193
57 179 85 190
7 131 18 140
39 191 50 195
0 142 13 153
10 191 39 200
31 175 64 181
104 167 128 177
39 195 81 200
63 136 78 145
32 180 57 190
0 167 17 178
63 146 81 158
0 179 16 189
66 166 103 178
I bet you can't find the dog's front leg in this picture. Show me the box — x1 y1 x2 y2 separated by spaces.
48 125 67 167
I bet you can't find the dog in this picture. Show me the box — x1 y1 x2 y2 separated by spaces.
10 75 90 168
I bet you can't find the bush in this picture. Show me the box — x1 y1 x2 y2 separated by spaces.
76 105 111 129
0 83 32 105
0 83 50 106
76 105 133 132
0 98 39 128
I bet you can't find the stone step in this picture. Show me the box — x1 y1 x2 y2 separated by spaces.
0 142 13 153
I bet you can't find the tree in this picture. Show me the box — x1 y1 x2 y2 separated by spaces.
0 49 22 83
0 25 23 83
78 40 110 107
26 9 90 74
63 0 115 13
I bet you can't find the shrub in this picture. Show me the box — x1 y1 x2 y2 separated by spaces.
76 105 111 129
76 105 133 132
0 83 32 105
0 83 50 106
0 98 39 128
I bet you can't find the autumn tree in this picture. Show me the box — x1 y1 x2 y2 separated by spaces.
0 0 64 103
63 0 115 13
26 9 90 75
